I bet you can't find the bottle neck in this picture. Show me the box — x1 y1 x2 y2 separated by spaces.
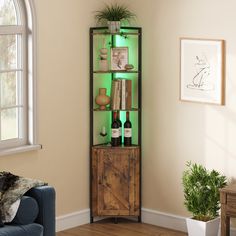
113 112 117 120
126 111 130 121
117 111 120 119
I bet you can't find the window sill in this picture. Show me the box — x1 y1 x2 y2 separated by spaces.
0 144 42 157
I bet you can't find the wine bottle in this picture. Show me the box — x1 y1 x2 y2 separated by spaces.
111 111 119 146
124 111 132 146
117 111 122 145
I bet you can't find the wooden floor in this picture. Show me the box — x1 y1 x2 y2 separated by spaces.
57 219 187 236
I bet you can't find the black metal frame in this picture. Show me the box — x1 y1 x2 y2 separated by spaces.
89 26 142 223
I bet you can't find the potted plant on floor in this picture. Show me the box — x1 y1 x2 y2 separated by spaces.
182 162 227 236
95 3 136 33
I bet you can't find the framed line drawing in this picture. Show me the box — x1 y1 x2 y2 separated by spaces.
111 47 128 70
180 38 225 105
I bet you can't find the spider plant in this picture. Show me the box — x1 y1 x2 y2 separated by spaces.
95 3 136 24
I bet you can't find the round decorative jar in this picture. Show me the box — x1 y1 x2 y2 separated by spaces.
95 88 110 110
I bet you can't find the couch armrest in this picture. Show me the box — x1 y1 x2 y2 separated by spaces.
26 186 55 236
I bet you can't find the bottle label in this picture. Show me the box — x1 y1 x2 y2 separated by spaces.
124 128 132 138
111 128 119 138
119 127 121 136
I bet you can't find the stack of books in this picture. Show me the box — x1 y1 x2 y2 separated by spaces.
110 79 132 110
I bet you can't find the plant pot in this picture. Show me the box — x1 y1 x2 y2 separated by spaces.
186 217 220 236
107 21 120 33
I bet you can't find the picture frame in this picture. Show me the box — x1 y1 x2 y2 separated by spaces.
180 38 225 105
111 47 128 70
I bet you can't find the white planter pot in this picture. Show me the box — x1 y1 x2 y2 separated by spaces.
186 217 220 236
107 21 120 33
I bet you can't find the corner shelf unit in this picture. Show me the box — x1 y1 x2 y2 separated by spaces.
89 27 142 223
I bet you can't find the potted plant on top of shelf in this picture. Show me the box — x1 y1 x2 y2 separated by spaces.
182 162 227 236
94 3 136 33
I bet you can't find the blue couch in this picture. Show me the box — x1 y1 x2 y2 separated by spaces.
0 186 55 236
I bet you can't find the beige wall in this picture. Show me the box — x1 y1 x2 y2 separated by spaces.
132 0 236 216
1 0 236 219
0 0 111 216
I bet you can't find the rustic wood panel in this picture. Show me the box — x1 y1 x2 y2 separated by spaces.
129 148 140 216
92 148 98 216
220 184 236 236
92 147 140 217
57 219 187 236
98 149 131 216
226 194 236 214
220 184 236 194
134 148 140 215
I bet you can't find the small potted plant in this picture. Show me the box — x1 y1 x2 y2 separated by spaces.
182 162 227 236
95 3 136 33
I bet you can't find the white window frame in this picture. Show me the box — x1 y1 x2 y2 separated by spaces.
0 0 41 156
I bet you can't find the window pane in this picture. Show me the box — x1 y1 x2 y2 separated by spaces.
0 0 17 25
0 34 17 70
1 108 18 140
0 71 17 107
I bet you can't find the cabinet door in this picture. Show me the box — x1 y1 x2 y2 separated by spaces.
92 147 140 216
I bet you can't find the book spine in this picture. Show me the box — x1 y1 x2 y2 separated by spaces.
121 79 126 110
126 80 132 110
115 79 121 110
113 80 118 110
111 79 120 110
110 80 116 110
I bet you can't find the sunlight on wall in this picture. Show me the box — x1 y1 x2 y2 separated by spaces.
205 51 236 179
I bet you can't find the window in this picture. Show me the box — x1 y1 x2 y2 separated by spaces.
0 0 40 155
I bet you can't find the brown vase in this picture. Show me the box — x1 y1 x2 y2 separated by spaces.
95 88 110 110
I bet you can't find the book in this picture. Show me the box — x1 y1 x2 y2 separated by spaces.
110 79 121 110
115 79 121 110
110 79 132 110
110 80 116 109
121 79 126 110
125 80 132 110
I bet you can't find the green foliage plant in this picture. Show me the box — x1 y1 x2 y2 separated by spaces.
182 162 227 222
95 3 136 25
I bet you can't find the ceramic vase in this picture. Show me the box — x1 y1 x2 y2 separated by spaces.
99 47 108 71
99 60 108 71
108 21 120 33
95 88 110 110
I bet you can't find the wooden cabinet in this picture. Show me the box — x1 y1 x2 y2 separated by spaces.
89 27 142 222
220 184 236 236
92 146 140 217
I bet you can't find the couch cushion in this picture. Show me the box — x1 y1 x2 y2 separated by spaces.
11 196 39 225
0 223 43 236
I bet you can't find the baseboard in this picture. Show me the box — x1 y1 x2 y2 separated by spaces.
56 207 236 235
141 208 187 232
56 209 90 232
142 208 236 236
56 208 186 232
